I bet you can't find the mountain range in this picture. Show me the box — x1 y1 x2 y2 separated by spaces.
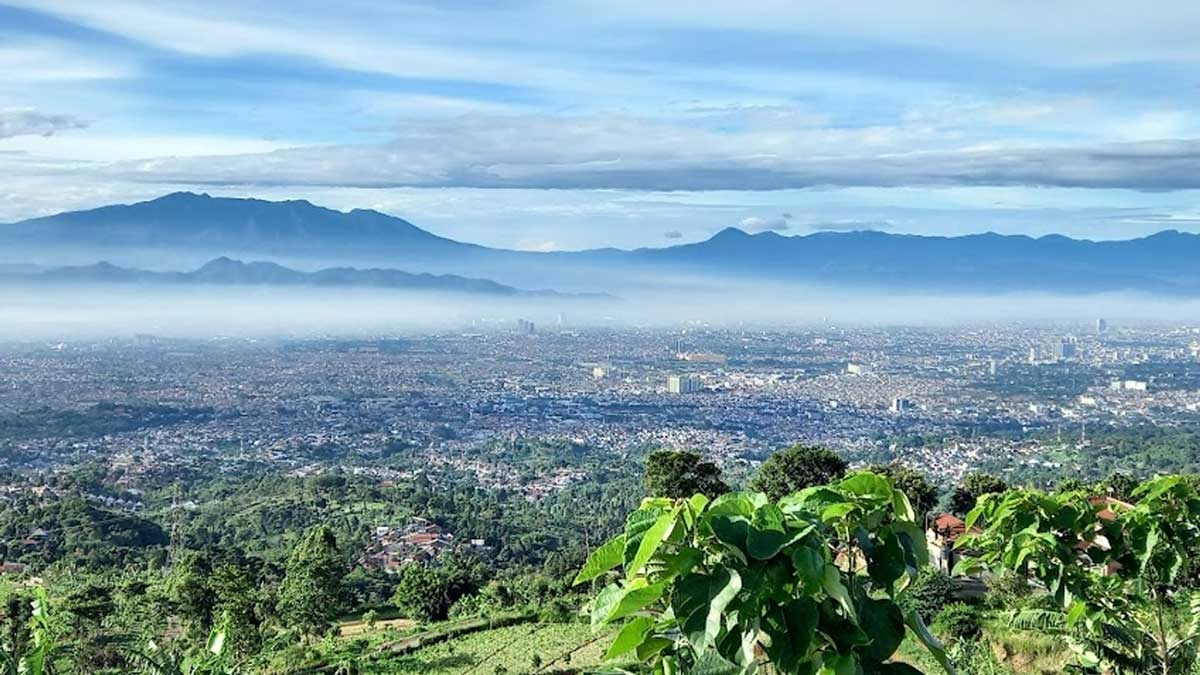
4 192 1200 294
3 257 610 299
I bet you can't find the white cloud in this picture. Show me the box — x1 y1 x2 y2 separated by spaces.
0 109 88 139
740 215 791 232
0 41 134 81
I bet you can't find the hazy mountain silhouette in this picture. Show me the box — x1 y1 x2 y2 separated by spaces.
6 192 1200 293
10 257 611 299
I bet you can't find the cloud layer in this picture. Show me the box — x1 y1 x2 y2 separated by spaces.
101 113 1200 192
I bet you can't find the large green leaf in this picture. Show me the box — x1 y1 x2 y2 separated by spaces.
672 568 743 652
818 598 870 652
710 515 751 552
819 653 858 675
628 508 679 577
706 492 759 520
692 649 753 675
592 581 667 627
573 534 627 585
891 489 916 522
761 597 819 672
867 530 907 590
857 598 905 664
748 504 790 559
904 608 956 675
659 546 704 581
791 545 826 594
637 636 673 661
821 564 854 619
605 616 655 660
625 508 667 571
893 521 928 568
839 472 893 499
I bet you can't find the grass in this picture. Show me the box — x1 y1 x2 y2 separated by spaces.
982 622 1071 674
338 616 417 637
362 621 617 674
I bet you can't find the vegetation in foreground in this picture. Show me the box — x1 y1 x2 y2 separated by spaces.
5 443 1200 673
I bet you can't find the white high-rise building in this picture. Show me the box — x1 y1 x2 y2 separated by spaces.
668 375 702 394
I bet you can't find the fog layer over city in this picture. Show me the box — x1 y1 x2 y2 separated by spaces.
4 281 1200 339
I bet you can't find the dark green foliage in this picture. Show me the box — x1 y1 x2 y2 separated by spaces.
931 603 981 641
867 463 938 518
391 558 486 623
1053 477 1086 493
643 450 729 499
900 568 954 622
172 551 218 634
948 471 1008 516
983 572 1032 611
1099 471 1137 502
750 444 848 501
277 525 345 638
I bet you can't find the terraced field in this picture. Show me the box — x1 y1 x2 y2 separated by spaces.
361 621 621 674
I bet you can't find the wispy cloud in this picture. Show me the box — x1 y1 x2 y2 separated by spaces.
94 112 1200 192
0 109 88 139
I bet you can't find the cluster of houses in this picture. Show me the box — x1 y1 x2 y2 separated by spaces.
359 517 491 572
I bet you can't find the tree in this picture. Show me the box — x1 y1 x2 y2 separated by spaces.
172 552 217 636
277 526 344 638
574 471 953 674
750 444 847 502
209 557 262 660
948 471 1007 516
643 450 729 499
391 562 481 623
1100 471 1137 502
361 609 378 631
868 463 938 519
956 476 1200 674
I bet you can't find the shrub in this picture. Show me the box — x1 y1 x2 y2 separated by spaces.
901 568 954 622
933 603 982 641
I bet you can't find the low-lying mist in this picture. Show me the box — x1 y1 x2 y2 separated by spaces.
3 280 1200 341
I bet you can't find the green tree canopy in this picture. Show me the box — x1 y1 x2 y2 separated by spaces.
1099 471 1137 502
948 471 1008 516
277 525 344 638
867 463 938 519
643 449 729 499
750 444 847 502
391 561 483 623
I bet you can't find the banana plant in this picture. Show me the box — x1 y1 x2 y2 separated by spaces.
13 588 71 675
574 471 954 675
121 615 233 675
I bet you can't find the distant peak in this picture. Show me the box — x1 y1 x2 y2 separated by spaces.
154 191 211 202
198 256 244 269
709 227 751 241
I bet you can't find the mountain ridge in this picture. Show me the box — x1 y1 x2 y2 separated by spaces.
6 192 1200 294
4 256 613 299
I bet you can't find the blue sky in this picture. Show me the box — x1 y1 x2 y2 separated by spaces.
3 1 1200 250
